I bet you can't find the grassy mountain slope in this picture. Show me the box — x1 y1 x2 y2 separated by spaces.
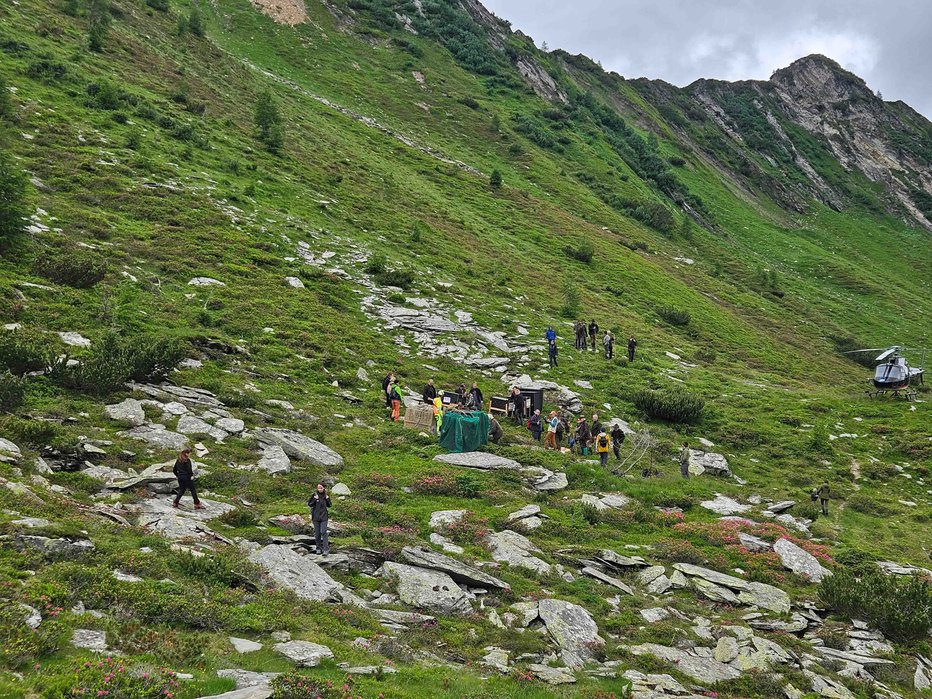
0 0 930 697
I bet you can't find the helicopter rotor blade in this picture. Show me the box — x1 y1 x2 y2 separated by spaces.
875 348 897 362
842 348 886 354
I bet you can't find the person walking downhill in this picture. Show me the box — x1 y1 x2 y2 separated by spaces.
390 379 403 422
817 481 831 515
603 330 614 359
172 448 204 510
595 430 611 468
548 340 559 367
610 422 625 460
678 441 690 478
544 410 559 450
308 482 332 556
588 320 599 351
529 409 543 441
545 326 556 345
627 337 637 363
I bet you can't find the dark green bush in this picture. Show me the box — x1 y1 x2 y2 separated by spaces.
455 472 482 498
847 493 896 517
25 56 68 82
87 0 111 52
0 371 25 411
489 168 502 190
657 305 690 326
564 239 594 264
0 598 65 668
255 89 284 154
50 333 185 395
560 283 580 319
33 247 108 288
145 0 168 10
633 386 704 423
364 252 387 275
0 328 53 375
819 568 932 642
373 268 414 289
0 149 28 242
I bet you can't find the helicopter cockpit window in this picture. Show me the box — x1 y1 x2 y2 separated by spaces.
875 364 906 382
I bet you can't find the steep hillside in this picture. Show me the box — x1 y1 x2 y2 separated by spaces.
0 0 930 698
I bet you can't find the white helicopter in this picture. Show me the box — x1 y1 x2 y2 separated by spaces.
844 345 927 399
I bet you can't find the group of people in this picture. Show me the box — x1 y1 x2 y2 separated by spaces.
552 324 637 362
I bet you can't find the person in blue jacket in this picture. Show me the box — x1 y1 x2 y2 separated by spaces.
545 326 556 344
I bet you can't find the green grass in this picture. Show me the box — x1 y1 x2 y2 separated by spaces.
0 0 930 696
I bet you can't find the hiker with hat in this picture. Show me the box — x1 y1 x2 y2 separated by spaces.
595 430 611 467
544 410 559 449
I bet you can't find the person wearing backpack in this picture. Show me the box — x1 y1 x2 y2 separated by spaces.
308 482 332 556
610 423 625 460
595 431 611 467
390 380 403 422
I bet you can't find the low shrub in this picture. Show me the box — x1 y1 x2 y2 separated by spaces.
656 305 690 326
49 332 186 395
445 512 491 544
792 500 821 523
632 386 704 423
819 568 932 642
410 472 458 496
218 508 258 528
0 149 28 242
43 658 181 698
455 472 482 498
33 247 108 288
363 253 386 275
564 239 594 264
0 371 25 411
0 598 65 669
847 493 896 517
373 268 415 289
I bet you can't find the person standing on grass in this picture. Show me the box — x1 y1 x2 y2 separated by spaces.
308 482 332 556
545 326 556 344
595 431 611 467
627 337 637 363
390 379 403 422
678 441 690 478
611 423 625 460
382 371 395 408
590 413 603 442
469 382 484 411
422 378 437 404
603 330 614 359
588 319 599 351
432 393 443 434
545 410 559 449
529 409 543 441
817 481 831 515
575 417 591 455
509 386 525 425
488 414 504 444
548 340 559 367
172 448 204 510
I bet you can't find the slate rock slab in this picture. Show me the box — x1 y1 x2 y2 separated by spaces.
400 546 509 589
253 428 344 468
381 561 472 615
273 640 334 666
538 598 603 669
774 538 830 582
434 452 522 471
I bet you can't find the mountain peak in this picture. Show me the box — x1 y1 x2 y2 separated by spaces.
770 54 872 101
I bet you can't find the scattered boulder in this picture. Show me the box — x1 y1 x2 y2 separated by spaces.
273 640 334 667
429 533 463 554
229 637 263 654
480 647 510 673
0 438 22 464
738 581 792 614
331 482 351 496
687 450 732 477
672 562 749 590
767 500 796 514
215 669 279 689
257 446 291 475
15 535 95 559
71 629 108 652
105 398 146 426
486 530 551 575
247 544 362 604
529 664 576 684
399 546 509 590
11 517 51 528
188 277 226 286
58 331 91 347
253 428 344 468
773 538 830 582
284 277 305 289
700 493 750 515
433 452 522 471
538 598 603 669
627 643 741 683
581 566 634 595
119 424 189 450
20 603 41 629
380 561 472 615
640 607 671 623
429 510 468 530
738 532 772 552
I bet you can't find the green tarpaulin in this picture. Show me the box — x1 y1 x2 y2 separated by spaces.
438 410 490 453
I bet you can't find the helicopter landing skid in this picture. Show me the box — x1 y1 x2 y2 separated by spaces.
865 387 916 401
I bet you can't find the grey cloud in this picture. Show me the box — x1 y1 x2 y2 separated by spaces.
482 0 932 118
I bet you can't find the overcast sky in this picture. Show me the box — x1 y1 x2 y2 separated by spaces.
482 0 932 119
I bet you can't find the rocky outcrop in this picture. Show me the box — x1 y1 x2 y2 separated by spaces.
399 546 509 590
774 538 830 582
247 544 363 604
253 428 343 467
486 530 551 575
380 561 472 615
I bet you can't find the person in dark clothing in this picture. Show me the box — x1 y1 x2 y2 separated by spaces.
588 320 599 351
488 415 504 444
610 423 625 460
590 413 603 442
555 415 566 448
308 482 332 556
509 387 525 425
575 418 591 455
548 341 558 367
469 382 484 410
575 321 586 350
603 331 614 359
817 482 830 515
422 378 437 404
172 448 203 510
529 409 543 441
382 372 396 407
627 337 637 363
